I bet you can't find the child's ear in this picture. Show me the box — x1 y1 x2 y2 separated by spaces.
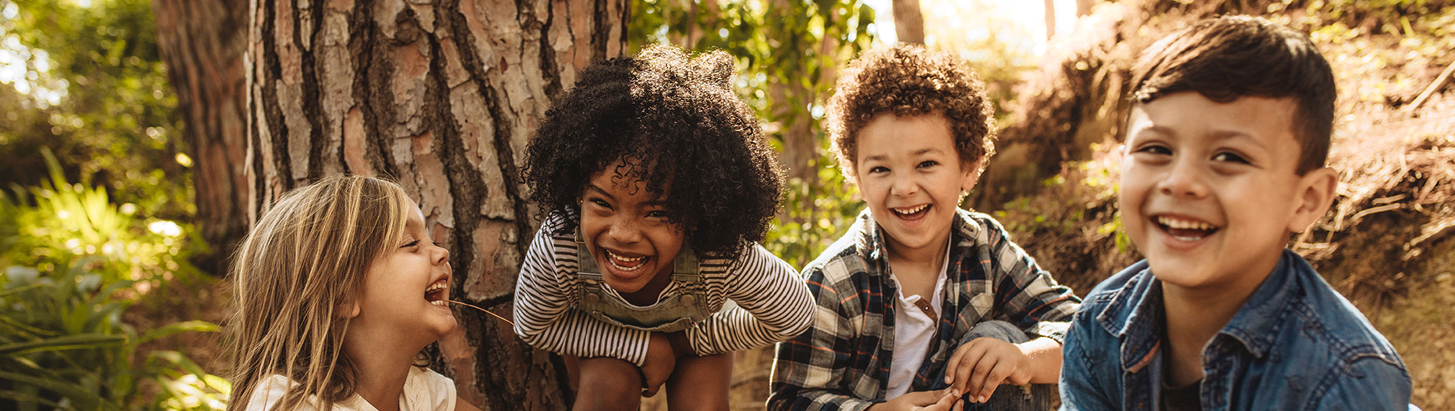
338 301 360 319
960 159 984 193
1287 167 1338 233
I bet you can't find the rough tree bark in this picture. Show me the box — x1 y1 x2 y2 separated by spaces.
152 0 251 276
244 0 626 409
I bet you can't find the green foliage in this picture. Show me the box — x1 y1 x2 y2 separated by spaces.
0 260 227 411
0 0 189 220
5 147 199 287
0 149 223 411
630 0 877 267
772 156 864 268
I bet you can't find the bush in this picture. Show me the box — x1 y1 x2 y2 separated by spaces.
0 148 224 411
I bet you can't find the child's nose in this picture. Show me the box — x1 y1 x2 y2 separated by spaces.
891 174 919 197
1158 158 1210 198
607 218 644 243
431 242 450 265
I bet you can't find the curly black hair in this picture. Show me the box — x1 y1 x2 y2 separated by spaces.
524 45 784 257
826 44 996 176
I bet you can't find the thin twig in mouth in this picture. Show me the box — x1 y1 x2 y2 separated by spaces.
444 300 515 327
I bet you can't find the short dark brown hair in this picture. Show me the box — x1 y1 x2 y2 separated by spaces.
826 44 996 176
1130 15 1335 175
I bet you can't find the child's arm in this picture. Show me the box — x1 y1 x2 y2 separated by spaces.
980 217 1081 339
943 335 1061 402
767 266 876 411
512 225 654 366
454 396 482 411
1316 357 1412 411
1056 307 1117 410
679 243 814 356
940 216 1081 402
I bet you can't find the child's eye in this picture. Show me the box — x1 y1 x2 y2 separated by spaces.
402 239 420 248
868 166 889 174
646 210 669 219
917 160 938 169
1212 152 1249 164
588 199 611 209
1135 144 1171 156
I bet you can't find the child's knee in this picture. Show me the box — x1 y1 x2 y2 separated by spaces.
965 320 1030 344
574 357 644 411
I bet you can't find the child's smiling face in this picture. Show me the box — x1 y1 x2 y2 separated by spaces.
1120 92 1336 292
853 114 980 258
353 197 456 344
579 159 685 298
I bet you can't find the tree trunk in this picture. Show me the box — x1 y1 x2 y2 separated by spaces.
1044 0 1057 39
244 0 627 409
152 0 250 277
891 0 924 44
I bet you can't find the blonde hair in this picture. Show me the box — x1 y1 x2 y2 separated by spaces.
225 176 411 411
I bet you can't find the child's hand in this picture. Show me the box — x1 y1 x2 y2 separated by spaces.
868 389 962 411
640 332 677 396
943 337 1034 403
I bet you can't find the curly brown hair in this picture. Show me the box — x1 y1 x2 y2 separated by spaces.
826 44 996 176
524 45 784 256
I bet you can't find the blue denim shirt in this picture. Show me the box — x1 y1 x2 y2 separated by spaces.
1060 250 1411 411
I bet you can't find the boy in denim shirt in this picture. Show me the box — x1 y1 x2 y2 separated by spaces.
1059 16 1412 411
769 44 1081 411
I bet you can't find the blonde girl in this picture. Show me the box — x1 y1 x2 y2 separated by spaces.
226 176 481 411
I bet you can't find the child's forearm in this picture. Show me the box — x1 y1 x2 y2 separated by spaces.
1016 337 1063 384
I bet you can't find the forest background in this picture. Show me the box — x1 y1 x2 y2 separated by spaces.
0 0 1451 410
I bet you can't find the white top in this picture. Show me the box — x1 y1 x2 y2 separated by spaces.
884 242 951 399
512 213 815 366
243 366 456 411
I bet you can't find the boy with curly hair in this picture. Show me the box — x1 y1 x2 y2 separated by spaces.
769 44 1081 411
513 45 813 411
1059 16 1412 411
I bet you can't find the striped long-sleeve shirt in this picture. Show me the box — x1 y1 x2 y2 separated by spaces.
768 209 1082 411
513 212 815 366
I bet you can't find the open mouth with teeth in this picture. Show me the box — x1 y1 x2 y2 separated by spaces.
425 281 449 306
1153 215 1220 242
891 204 930 219
604 249 649 272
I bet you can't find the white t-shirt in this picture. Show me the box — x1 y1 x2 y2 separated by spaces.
884 243 951 399
244 366 456 411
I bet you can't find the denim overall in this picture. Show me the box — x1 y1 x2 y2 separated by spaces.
573 234 712 332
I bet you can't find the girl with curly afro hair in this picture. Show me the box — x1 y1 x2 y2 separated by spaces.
512 45 813 411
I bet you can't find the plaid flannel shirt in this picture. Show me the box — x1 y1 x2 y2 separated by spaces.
768 208 1082 411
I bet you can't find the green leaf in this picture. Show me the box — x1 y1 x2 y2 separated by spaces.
0 388 66 408
138 321 219 344
0 333 126 356
0 370 118 411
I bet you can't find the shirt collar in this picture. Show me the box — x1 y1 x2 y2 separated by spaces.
854 208 982 270
1217 250 1299 358
1099 250 1302 370
1094 262 1165 373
